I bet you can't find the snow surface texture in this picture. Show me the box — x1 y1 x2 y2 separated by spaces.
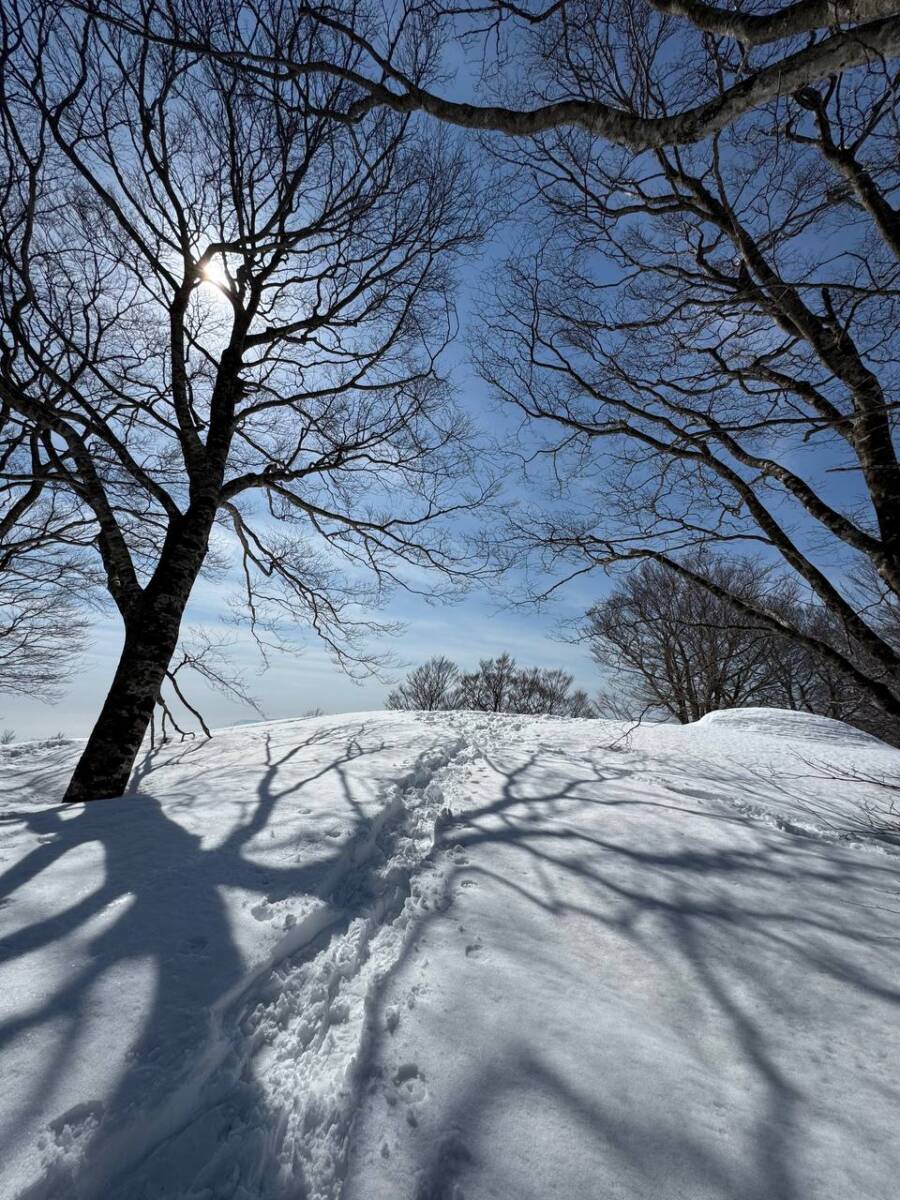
0 708 898 1200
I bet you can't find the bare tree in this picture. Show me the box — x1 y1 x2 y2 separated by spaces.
586 555 792 722
0 562 87 700
388 651 594 714
386 655 460 710
456 652 522 711
151 629 263 742
0 436 91 698
767 593 900 742
588 555 900 739
0 1 485 800
76 0 900 150
476 47 900 725
511 664 595 715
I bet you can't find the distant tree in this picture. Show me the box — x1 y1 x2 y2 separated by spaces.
386 656 460 711
387 652 594 716
510 665 595 717
767 591 900 744
456 653 521 713
586 556 800 723
587 554 900 742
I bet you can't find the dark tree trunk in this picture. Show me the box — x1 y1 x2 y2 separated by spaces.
63 609 186 801
63 512 213 802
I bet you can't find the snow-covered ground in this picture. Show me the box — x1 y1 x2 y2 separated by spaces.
1 708 898 1200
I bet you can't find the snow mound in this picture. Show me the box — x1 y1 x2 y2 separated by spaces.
1 709 899 1200
691 706 881 743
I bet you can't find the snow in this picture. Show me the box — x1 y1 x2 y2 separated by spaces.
1 708 898 1200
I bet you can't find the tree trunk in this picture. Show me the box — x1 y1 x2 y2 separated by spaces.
63 516 212 802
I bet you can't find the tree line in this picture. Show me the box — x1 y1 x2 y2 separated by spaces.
1 0 897 797
386 653 594 717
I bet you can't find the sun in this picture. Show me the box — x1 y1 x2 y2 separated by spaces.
200 257 232 293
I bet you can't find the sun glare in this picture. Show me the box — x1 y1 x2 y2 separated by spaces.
201 258 231 292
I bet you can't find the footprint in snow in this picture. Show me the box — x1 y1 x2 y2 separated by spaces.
40 1100 105 1159
414 1134 473 1199
391 1063 429 1121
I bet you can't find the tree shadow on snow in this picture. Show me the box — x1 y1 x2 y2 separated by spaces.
344 746 900 1200
0 722 425 1199
2 729 899 1200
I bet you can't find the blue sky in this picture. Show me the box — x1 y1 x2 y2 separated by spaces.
5 588 602 741
4 521 605 741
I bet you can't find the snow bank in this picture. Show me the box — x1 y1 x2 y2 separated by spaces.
1 709 898 1199
691 705 881 742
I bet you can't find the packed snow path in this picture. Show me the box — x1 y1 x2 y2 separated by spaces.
0 710 898 1199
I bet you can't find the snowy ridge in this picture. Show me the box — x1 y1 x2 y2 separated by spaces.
642 709 900 853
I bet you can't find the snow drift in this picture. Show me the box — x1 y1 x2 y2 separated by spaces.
0 708 898 1200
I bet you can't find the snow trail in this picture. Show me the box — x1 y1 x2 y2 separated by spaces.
89 731 477 1200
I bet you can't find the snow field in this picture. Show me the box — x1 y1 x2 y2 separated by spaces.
1 708 899 1199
